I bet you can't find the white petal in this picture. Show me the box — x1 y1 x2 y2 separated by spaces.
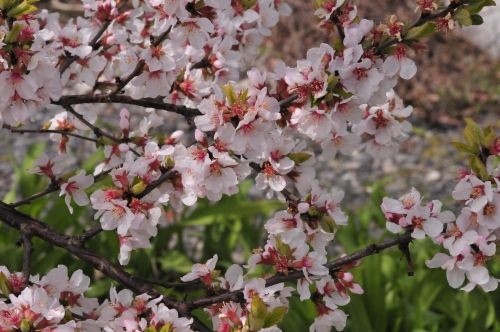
382 56 399 77
446 269 465 288
423 218 443 238
426 253 450 268
399 58 417 80
268 174 286 192
468 266 489 285
386 222 403 234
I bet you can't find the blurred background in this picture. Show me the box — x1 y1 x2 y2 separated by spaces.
0 1 499 331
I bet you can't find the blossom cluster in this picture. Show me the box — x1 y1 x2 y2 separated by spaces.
180 255 294 332
382 153 499 293
427 156 499 292
0 0 291 126
29 20 420 266
0 265 193 331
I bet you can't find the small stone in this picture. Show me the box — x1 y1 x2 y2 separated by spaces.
426 170 441 182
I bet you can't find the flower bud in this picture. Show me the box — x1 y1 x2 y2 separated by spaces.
131 180 147 195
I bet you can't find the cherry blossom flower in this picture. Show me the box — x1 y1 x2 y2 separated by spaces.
30 154 66 179
181 254 218 286
59 170 94 213
382 44 417 80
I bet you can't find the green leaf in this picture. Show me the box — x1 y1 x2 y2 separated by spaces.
264 306 288 327
451 141 477 155
0 0 10 9
467 0 496 15
0 272 11 296
222 84 236 105
241 0 257 9
404 22 437 41
463 118 483 146
470 14 484 25
469 155 488 180
159 323 173 332
252 296 267 317
249 296 267 331
454 8 472 26
275 236 293 257
287 152 312 164
6 1 37 17
4 22 23 43
481 127 496 148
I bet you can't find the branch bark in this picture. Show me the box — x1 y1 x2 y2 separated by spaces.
4 126 98 143
21 232 32 283
0 201 178 306
187 232 413 309
56 94 201 118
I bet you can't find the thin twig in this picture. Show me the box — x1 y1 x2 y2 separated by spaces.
11 169 113 208
63 105 141 156
63 105 117 141
187 232 413 309
376 0 465 53
135 170 175 199
10 183 60 208
76 224 103 244
5 126 98 143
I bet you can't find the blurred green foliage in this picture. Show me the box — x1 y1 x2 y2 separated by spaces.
1 144 499 331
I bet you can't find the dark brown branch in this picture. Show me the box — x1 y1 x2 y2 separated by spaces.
187 232 413 309
76 224 103 244
10 183 60 208
21 232 32 283
135 276 204 291
135 170 175 199
63 105 141 156
63 104 117 141
5 126 98 143
59 20 112 74
56 94 201 118
0 201 179 308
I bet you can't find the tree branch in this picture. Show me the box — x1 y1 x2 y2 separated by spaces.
187 232 413 309
11 168 112 208
135 170 175 199
376 0 465 52
10 183 60 208
76 224 103 245
0 201 179 308
4 125 98 143
63 105 141 156
21 231 32 283
56 94 201 118
63 104 118 142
